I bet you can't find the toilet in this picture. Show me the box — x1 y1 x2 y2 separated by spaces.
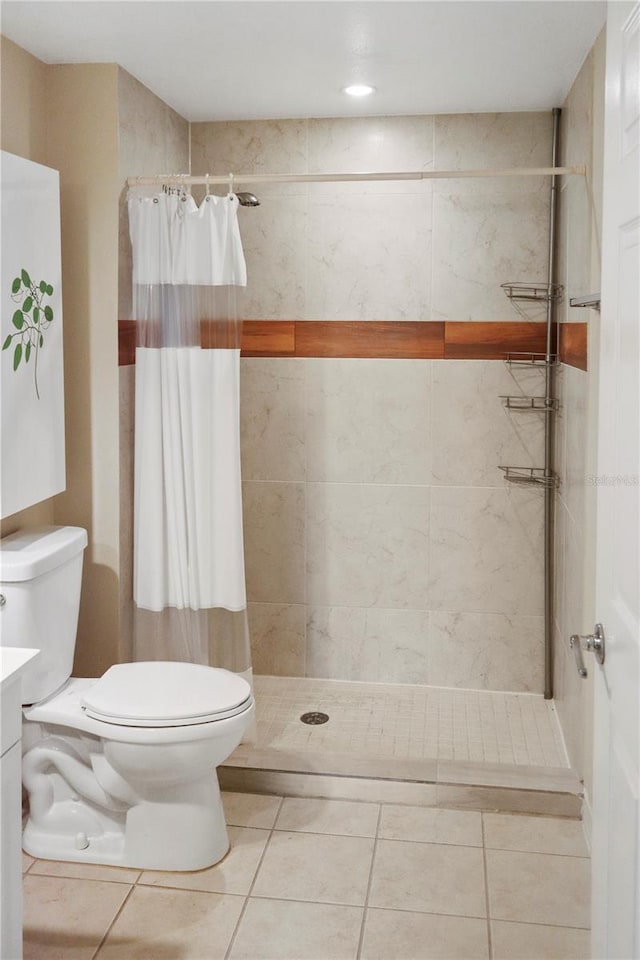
0 525 255 871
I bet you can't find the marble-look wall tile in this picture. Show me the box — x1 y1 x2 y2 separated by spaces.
561 175 593 325
432 187 550 322
431 361 545 487
306 483 430 609
242 481 305 604
562 365 588 527
190 118 308 197
553 496 568 644
305 359 431 484
552 502 588 773
554 363 567 490
428 612 544 692
307 115 434 196
429 486 543 616
247 602 306 676
117 68 189 320
434 113 552 196
238 196 307 320
193 112 557 690
432 114 551 322
555 626 587 775
306 606 430 683
560 49 594 177
240 358 305 481
306 193 432 321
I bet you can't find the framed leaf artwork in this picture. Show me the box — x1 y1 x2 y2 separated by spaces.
1 151 66 517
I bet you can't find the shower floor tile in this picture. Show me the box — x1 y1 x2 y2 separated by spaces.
239 676 569 771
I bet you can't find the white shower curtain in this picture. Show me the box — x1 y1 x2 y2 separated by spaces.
129 189 252 681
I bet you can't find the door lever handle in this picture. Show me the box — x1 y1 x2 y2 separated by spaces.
569 623 606 678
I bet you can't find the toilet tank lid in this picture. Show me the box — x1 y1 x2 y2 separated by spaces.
0 526 88 582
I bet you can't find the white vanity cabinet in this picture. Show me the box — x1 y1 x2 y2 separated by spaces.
1 648 39 960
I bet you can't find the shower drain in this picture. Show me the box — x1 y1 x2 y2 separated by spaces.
300 711 329 725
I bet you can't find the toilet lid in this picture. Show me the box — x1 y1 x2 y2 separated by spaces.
81 662 252 727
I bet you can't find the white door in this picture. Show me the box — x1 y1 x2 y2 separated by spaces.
591 3 640 958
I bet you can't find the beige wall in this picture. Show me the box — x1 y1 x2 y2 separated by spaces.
0 36 48 165
46 64 121 677
0 37 56 536
1 39 123 676
191 114 554 698
554 29 606 804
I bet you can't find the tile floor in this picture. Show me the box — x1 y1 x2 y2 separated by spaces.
240 676 568 768
22 791 591 960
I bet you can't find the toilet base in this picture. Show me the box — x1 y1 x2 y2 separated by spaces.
20 679 253 871
23 786 230 871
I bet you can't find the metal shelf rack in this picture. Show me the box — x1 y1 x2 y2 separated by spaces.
504 351 558 368
501 281 563 303
498 466 559 488
500 395 559 411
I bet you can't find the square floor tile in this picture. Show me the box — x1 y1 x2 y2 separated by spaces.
23 875 130 960
492 920 591 959
139 826 269 895
486 849 590 928
229 898 363 959
361 908 489 959
95 886 244 960
369 839 486 917
252 831 374 905
379 804 482 846
222 791 283 829
275 797 380 836
483 813 589 857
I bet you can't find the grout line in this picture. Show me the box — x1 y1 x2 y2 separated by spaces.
223 795 286 960
28 869 141 887
355 803 383 959
90 882 137 960
481 813 494 960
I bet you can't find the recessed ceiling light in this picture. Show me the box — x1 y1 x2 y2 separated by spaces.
343 84 375 97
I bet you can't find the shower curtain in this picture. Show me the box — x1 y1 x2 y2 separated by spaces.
128 188 252 685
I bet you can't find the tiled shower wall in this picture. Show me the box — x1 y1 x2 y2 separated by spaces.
553 31 605 789
191 113 554 693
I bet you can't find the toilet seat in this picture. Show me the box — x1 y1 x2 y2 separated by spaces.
81 661 252 727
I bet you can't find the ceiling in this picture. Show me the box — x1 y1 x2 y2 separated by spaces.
1 1 606 122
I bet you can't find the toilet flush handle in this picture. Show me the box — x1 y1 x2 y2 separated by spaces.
0 594 6 607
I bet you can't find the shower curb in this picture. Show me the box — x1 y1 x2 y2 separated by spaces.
220 763 583 819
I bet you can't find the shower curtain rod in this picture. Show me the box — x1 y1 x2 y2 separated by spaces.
127 165 585 187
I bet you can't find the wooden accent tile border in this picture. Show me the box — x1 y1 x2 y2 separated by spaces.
118 319 587 368
119 320 136 366
559 322 588 371
295 321 445 358
443 321 547 360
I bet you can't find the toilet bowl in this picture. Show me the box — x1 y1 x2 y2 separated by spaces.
0 526 255 871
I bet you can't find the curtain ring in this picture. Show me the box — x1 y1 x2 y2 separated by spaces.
205 174 211 201
228 172 234 199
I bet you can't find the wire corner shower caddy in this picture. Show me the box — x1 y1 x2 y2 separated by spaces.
496 109 564 700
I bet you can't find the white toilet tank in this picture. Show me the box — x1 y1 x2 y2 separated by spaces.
0 526 88 704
